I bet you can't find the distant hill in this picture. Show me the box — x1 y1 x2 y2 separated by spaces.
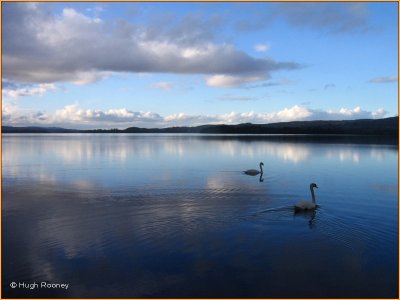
2 116 398 136
2 126 79 133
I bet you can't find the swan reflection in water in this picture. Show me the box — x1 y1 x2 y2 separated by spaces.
259 173 264 182
294 209 317 229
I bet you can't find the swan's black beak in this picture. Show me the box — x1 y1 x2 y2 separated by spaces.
315 185 318 188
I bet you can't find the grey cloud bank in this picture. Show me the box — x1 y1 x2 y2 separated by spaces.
274 2 370 33
234 2 371 33
3 3 301 86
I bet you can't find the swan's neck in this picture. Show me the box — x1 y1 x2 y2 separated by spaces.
260 164 263 174
310 187 316 204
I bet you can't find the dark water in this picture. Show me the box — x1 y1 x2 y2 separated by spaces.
2 134 398 298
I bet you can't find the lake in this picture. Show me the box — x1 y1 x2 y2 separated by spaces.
2 134 398 298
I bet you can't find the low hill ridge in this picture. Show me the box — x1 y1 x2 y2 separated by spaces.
2 116 398 135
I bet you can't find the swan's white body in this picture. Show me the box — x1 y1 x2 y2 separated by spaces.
294 200 316 210
244 162 264 176
294 183 318 211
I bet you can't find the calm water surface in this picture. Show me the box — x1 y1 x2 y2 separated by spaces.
2 134 398 298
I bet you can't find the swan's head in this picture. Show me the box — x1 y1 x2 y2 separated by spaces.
260 162 264 166
310 183 318 189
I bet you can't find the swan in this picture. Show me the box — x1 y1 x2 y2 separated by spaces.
294 183 318 211
244 162 264 176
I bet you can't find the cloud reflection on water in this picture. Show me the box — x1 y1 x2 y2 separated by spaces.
3 135 396 174
3 135 398 298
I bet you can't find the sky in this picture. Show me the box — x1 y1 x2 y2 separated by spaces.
2 1 398 129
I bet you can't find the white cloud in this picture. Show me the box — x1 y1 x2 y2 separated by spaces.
254 43 270 52
70 71 112 85
2 102 17 122
206 74 267 88
219 95 256 101
316 106 388 120
338 106 361 116
2 83 56 98
275 105 313 121
3 104 389 129
152 81 173 91
54 104 163 125
371 108 387 118
368 76 398 84
86 5 105 16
